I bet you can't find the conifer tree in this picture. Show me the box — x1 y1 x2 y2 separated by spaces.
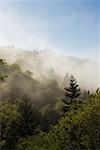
62 75 81 112
17 97 40 137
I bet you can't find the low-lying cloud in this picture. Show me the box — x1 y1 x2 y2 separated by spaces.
0 47 99 91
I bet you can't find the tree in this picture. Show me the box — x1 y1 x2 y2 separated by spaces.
62 73 70 88
0 100 18 149
16 91 100 150
41 104 59 131
0 74 8 82
0 59 8 83
62 75 81 112
0 59 7 65
17 97 40 138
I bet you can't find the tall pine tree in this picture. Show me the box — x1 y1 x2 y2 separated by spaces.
17 97 40 138
62 75 81 112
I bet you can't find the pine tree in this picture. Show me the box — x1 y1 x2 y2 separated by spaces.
62 75 81 112
17 97 40 137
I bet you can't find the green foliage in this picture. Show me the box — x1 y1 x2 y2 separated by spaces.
17 97 41 137
16 91 100 150
62 75 81 112
16 131 62 150
0 58 100 150
0 100 17 127
64 75 81 100
55 98 64 114
41 104 59 131
52 91 100 149
0 100 18 149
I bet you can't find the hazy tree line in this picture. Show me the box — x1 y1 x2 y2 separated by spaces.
0 59 100 150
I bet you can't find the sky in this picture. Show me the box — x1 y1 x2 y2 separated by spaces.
0 0 99 59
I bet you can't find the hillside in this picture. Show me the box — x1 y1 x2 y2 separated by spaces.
0 47 99 90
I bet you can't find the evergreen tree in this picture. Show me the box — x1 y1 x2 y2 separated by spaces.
62 75 81 112
0 100 18 150
17 97 40 138
62 73 70 88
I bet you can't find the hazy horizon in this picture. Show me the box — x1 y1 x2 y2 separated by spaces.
0 47 99 91
0 1 99 90
0 1 99 61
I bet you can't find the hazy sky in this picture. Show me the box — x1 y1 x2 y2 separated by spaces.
0 0 99 58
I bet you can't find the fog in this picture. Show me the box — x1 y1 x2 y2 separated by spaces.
0 47 99 91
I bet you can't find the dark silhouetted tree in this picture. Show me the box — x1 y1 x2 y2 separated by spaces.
17 97 40 138
62 75 81 112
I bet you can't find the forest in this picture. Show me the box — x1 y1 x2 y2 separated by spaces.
0 56 100 150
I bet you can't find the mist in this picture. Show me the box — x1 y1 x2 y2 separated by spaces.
0 47 99 92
